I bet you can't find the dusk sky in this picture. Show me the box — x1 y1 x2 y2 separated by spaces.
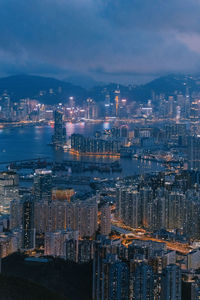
1 0 200 84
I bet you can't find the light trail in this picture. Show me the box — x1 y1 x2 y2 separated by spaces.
111 219 192 254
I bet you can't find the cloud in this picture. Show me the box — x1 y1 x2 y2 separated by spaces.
0 0 200 83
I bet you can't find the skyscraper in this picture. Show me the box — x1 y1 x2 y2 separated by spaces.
161 264 181 300
0 171 19 215
74 200 98 238
86 98 98 120
114 87 121 117
131 262 154 300
34 169 52 202
102 254 129 300
21 195 35 251
100 204 111 236
44 229 78 258
52 110 66 146
188 136 200 171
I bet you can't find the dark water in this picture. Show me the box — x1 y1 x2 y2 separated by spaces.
0 122 164 177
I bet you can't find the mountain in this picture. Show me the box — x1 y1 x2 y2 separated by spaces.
2 253 92 300
0 275 65 300
1 73 200 105
0 74 87 104
144 74 193 94
90 74 200 104
140 74 200 100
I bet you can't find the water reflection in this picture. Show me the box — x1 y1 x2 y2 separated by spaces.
0 122 164 177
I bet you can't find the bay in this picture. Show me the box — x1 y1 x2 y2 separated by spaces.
0 122 164 177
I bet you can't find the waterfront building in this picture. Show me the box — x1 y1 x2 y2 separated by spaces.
71 133 121 155
86 98 98 120
0 94 11 120
114 87 121 117
52 110 66 146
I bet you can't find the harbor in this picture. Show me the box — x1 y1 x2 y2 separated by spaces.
5 158 123 174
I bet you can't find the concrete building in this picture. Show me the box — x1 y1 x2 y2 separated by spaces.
0 171 19 215
44 229 78 258
100 204 111 236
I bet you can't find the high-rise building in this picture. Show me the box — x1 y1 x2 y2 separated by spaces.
86 98 98 120
0 94 11 120
190 100 200 120
120 125 128 138
74 200 98 238
187 249 200 270
116 188 140 228
34 169 52 202
114 87 121 117
65 238 94 263
44 229 78 258
102 254 129 300
188 136 200 171
116 185 199 236
0 230 22 258
34 198 98 238
93 236 116 300
52 188 75 203
52 110 66 146
131 262 154 300
161 264 181 300
34 199 49 234
10 198 22 229
100 204 111 236
71 133 121 155
0 171 19 215
21 195 35 251
65 238 79 262
165 123 187 142
78 240 94 263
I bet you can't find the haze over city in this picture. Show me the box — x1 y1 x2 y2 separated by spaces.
1 0 200 84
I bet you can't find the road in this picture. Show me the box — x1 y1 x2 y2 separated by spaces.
111 220 192 255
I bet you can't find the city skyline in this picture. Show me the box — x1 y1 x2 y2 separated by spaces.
1 1 200 299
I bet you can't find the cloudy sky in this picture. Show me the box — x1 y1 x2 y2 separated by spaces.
0 0 200 84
